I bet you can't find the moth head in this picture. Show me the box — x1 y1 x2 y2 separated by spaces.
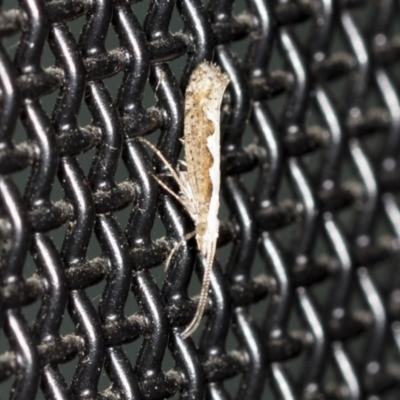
195 223 208 256
196 222 207 236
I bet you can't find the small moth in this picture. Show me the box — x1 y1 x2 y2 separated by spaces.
140 62 229 338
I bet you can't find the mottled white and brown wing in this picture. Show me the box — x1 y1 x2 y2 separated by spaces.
181 62 229 338
183 62 230 230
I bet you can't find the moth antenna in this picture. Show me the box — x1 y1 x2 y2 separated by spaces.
181 241 217 339
138 137 192 200
165 231 195 271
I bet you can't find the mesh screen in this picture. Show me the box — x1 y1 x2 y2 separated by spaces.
1 0 400 398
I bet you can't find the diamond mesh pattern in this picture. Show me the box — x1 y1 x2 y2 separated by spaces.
1 0 400 398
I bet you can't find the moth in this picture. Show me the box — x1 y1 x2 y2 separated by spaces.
139 62 230 338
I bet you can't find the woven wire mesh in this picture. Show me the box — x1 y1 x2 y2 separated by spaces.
1 0 400 398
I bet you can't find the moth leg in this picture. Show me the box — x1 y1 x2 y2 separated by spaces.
178 159 187 169
181 239 217 339
138 137 193 201
178 171 196 204
150 173 185 207
165 231 196 271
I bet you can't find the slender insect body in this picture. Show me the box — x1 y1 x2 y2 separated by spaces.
180 62 229 338
140 62 229 338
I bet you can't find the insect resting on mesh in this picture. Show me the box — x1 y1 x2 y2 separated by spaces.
139 61 230 338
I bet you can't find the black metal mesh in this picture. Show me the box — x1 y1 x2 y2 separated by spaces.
1 0 400 398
